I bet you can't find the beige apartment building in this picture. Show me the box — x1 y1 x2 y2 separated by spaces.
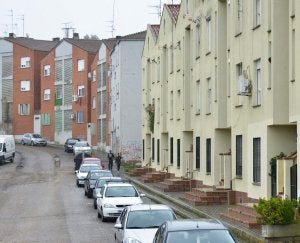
142 0 299 203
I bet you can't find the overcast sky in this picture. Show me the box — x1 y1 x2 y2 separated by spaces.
0 0 181 40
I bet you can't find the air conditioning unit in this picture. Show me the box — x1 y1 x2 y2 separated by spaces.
88 72 92 81
70 113 76 120
238 76 252 95
72 95 78 102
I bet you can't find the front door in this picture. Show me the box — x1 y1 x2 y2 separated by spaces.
290 164 297 200
33 115 41 134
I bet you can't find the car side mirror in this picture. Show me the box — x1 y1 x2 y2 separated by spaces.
140 192 146 197
114 223 123 229
75 170 78 174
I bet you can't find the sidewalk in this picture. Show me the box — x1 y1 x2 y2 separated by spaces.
91 148 263 242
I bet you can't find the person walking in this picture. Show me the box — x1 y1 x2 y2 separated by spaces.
115 153 122 171
107 150 115 171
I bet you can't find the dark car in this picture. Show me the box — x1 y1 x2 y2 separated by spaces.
84 170 113 198
64 138 80 153
74 152 92 171
153 219 236 243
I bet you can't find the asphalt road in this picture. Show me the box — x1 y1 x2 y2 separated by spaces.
0 144 152 243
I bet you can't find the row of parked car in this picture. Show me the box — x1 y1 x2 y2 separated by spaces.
73 152 237 242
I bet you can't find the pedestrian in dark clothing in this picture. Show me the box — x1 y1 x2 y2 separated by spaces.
107 150 115 171
115 153 122 171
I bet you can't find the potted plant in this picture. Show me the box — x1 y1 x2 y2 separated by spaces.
254 197 300 239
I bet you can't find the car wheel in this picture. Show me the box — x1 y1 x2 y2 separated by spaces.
97 210 101 218
76 180 80 187
84 189 87 196
31 141 34 146
21 140 25 145
94 199 97 209
87 191 92 198
10 157 13 163
100 208 106 222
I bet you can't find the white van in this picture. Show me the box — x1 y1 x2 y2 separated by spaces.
0 135 15 166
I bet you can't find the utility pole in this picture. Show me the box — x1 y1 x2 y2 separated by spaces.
10 9 14 33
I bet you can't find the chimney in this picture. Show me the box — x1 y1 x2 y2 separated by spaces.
52 37 60 42
73 33 79 39
9 33 15 38
116 35 121 39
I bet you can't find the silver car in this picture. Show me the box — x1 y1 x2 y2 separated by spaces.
73 140 91 156
21 133 47 146
114 204 176 243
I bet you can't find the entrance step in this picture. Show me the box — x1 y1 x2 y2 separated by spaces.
140 171 174 183
180 187 229 206
158 178 202 192
127 167 156 177
221 203 260 228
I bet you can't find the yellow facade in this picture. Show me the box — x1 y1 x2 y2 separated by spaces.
142 0 299 202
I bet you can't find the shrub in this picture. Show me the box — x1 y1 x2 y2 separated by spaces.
254 198 296 225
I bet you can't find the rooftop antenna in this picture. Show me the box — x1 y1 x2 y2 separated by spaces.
61 22 75 38
19 15 24 37
107 0 116 37
149 0 162 20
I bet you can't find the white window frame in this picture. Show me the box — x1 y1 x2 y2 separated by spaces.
76 111 84 123
77 59 85 72
44 89 50 100
44 65 50 76
93 70 96 82
195 80 201 114
170 91 174 120
206 16 212 53
18 104 30 115
20 80 30 91
92 96 96 109
254 59 261 106
157 98 160 124
195 24 201 58
78 85 85 97
20 57 30 68
206 77 212 114
254 0 261 27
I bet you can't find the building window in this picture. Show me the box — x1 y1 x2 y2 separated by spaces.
78 85 85 97
55 87 62 99
195 24 201 58
93 70 96 82
177 139 180 168
291 29 295 81
170 137 174 165
157 58 160 82
236 0 243 34
157 139 160 164
92 96 96 109
41 113 50 125
195 136 200 170
76 111 84 123
236 135 242 177
170 91 174 119
176 90 181 120
253 137 261 183
142 139 145 160
254 0 261 27
20 57 30 68
152 137 155 161
20 80 30 91
44 65 50 76
206 78 212 114
195 80 201 114
157 98 160 124
206 16 211 53
206 138 211 174
169 45 174 73
44 89 50 100
18 104 30 115
77 59 85 72
236 62 243 105
253 59 261 106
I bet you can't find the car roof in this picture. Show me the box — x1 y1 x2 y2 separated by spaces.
97 177 122 181
164 219 228 231
127 204 171 212
80 163 100 167
83 157 100 161
105 182 133 187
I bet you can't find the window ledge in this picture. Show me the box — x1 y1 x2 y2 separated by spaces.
252 182 261 186
195 56 200 60
195 111 200 115
235 176 243 180
206 112 211 116
235 104 243 108
206 172 211 176
290 79 295 83
252 24 261 31
252 104 261 108
205 51 211 56
234 32 242 38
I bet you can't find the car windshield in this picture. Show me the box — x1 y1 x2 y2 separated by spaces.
166 229 235 243
33 134 42 138
80 166 99 172
91 171 112 180
96 178 122 188
85 159 100 164
68 139 78 144
105 186 138 197
126 210 175 229
76 142 89 147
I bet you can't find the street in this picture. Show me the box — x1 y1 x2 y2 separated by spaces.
0 145 151 243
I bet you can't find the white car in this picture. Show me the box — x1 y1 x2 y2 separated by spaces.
73 140 91 156
75 164 101 187
97 182 144 222
114 204 176 243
